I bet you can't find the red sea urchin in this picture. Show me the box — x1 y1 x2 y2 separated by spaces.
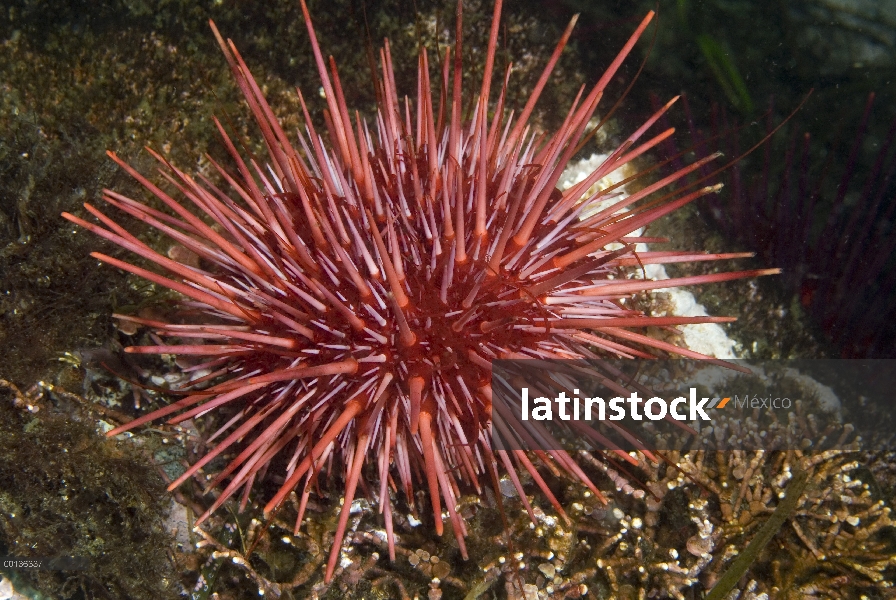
62 0 777 583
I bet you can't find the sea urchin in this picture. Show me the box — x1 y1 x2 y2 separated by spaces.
62 0 777 582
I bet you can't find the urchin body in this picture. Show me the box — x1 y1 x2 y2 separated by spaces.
62 0 776 582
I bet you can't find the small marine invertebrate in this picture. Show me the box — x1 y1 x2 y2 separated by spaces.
62 0 777 583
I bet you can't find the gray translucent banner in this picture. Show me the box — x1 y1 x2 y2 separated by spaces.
490 360 894 451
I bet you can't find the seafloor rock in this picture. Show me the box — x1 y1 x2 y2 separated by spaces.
789 0 896 74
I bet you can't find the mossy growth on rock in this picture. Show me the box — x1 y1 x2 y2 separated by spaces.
0 383 179 599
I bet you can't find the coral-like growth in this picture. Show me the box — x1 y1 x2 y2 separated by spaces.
168 374 895 598
62 0 777 582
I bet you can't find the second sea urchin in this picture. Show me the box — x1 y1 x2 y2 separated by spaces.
62 0 778 582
